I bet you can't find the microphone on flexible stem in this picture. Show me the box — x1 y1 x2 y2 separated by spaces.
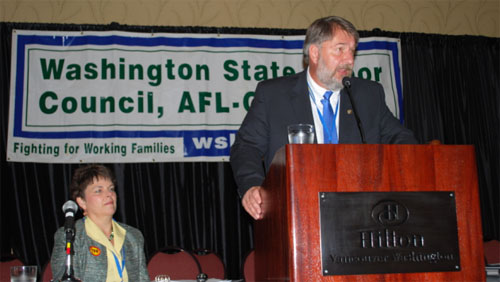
342 77 366 144
59 200 81 282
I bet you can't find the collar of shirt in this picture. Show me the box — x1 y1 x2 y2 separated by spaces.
306 68 341 143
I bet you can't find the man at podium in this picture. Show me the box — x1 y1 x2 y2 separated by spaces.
230 15 418 220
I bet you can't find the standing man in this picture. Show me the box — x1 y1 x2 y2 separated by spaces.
230 16 417 220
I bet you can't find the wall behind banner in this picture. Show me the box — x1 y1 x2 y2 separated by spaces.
0 0 499 37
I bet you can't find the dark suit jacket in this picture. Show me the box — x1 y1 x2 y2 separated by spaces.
230 70 417 197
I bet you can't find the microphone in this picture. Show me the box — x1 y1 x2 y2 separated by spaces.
62 200 78 236
342 77 366 144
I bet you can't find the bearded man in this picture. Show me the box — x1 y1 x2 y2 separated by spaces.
230 16 418 220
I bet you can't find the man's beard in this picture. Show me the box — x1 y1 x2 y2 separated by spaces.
316 58 353 91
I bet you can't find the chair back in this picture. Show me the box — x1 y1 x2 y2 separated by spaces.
484 240 500 265
41 261 53 282
243 250 255 282
148 247 201 280
193 249 225 279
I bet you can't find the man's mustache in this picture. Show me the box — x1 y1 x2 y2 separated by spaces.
336 64 353 72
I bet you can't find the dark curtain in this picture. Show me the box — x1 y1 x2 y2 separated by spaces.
398 32 500 241
1 22 499 280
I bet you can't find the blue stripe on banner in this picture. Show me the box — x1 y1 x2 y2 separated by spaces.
13 130 184 139
14 37 27 137
16 34 305 49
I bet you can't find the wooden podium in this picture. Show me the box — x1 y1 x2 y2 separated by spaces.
254 144 485 281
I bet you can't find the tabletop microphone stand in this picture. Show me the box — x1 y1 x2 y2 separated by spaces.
59 228 82 282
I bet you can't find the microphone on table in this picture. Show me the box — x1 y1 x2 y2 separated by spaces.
59 200 81 282
342 77 366 144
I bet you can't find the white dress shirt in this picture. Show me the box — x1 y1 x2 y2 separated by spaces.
306 68 341 144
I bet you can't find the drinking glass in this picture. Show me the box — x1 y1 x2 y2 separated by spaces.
10 266 37 282
287 124 315 144
155 274 170 282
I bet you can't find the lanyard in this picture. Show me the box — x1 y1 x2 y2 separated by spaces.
307 84 339 143
112 247 126 281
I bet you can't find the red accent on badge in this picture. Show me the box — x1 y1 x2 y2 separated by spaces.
89 246 101 256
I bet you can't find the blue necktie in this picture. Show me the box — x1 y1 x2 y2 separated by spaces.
321 90 338 144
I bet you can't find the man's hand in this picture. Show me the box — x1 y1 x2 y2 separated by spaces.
242 186 263 220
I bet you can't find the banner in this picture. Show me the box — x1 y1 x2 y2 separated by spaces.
7 30 402 163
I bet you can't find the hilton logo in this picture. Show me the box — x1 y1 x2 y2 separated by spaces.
371 200 409 226
361 199 424 249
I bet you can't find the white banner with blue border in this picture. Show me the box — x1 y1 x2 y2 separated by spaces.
7 30 402 163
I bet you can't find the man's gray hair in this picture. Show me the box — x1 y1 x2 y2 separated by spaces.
303 16 359 66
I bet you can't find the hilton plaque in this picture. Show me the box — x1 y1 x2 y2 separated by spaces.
319 191 460 276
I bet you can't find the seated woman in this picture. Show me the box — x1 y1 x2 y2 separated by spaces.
51 164 149 281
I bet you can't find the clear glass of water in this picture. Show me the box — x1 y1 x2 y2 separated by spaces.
155 274 171 282
10 266 37 282
287 124 315 144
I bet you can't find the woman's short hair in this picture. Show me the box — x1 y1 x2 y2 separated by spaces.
70 164 116 201
303 16 359 65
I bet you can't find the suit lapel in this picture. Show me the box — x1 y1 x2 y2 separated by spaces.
290 72 315 138
339 88 360 143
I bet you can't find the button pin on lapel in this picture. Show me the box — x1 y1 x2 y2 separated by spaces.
347 109 353 115
89 246 101 256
